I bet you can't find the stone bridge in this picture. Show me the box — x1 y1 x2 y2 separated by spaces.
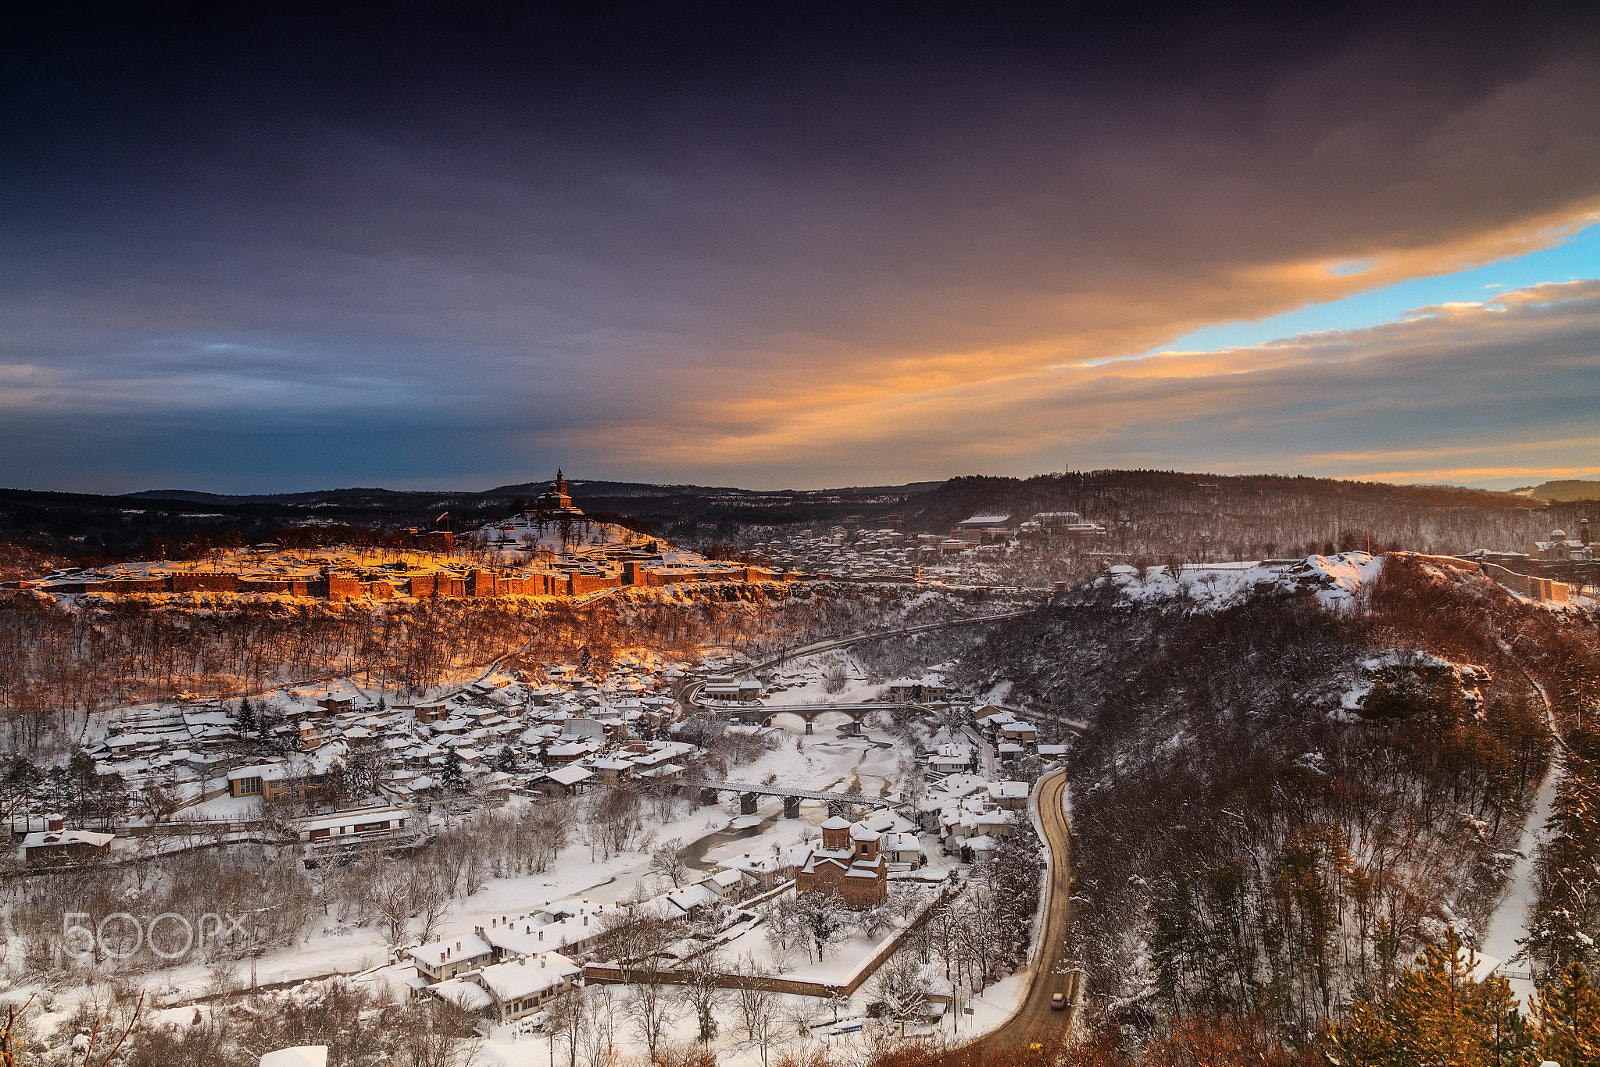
680 777 898 818
716 700 934 734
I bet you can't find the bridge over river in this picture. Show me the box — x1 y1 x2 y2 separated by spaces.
680 777 898 817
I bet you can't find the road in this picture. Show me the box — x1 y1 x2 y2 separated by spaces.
968 768 1080 1052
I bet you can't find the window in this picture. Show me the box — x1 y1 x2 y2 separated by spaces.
237 776 263 795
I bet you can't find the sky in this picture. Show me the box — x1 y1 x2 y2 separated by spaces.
3 2 1599 495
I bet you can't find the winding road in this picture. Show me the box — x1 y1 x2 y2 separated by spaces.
970 768 1081 1051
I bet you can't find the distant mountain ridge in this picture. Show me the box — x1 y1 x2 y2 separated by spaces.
2 469 1585 564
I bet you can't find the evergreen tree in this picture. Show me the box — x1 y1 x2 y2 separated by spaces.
1325 931 1539 1067
1534 963 1600 1067
441 745 464 789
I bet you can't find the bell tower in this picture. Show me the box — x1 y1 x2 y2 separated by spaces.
535 468 580 514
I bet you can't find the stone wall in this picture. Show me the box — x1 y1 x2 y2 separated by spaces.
325 575 363 602
170 572 243 593
568 572 623 596
1480 562 1571 602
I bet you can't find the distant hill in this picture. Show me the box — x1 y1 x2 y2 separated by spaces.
3 469 1586 564
0 478 945 560
895 470 1530 532
1518 477 1600 502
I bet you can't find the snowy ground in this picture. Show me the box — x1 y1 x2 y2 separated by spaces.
1105 552 1384 611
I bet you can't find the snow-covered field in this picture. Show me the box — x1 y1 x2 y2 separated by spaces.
1105 552 1385 610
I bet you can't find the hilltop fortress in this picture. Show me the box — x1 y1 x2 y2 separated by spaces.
20 471 803 603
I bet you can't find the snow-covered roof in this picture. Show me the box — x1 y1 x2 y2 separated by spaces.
408 932 492 970
472 953 580 1002
664 884 721 914
291 807 413 834
432 978 493 1012
22 829 114 849
260 1048 330 1067
541 765 594 787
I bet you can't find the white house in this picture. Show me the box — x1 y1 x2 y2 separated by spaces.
408 932 494 982
462 952 581 1023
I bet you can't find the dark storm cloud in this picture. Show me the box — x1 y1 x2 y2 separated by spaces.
3 2 1599 490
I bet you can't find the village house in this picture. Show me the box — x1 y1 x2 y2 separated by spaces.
720 850 793 893
290 806 415 844
413 703 449 724
886 677 950 703
19 816 114 866
700 867 746 902
478 902 611 959
588 757 633 784
986 780 1031 810
533 764 594 797
448 953 581 1023
227 761 333 803
408 932 495 982
663 882 723 921
998 720 1038 744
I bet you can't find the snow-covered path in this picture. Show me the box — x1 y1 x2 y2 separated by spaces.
1479 765 1559 1005
1478 677 1560 1007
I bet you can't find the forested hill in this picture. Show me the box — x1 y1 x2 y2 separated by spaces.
898 471 1595 559
905 470 1522 530
0 480 940 560
953 553 1599 1050
4 469 1594 563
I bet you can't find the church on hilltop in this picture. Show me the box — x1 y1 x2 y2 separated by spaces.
533 469 585 517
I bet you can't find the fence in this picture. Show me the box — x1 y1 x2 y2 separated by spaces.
582 880 956 999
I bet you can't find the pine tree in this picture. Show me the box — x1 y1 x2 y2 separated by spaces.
1325 931 1540 1067
441 745 464 789
1534 963 1600 1067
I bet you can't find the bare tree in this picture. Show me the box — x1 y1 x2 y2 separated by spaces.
628 979 671 1060
396 998 482 1067
582 786 651 861
412 868 453 945
371 873 413 949
734 954 780 1066
748 1002 783 1067
593 894 675 984
649 837 691 888
678 948 727 1043
576 985 619 1067
871 950 932 1035
543 989 586 1067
